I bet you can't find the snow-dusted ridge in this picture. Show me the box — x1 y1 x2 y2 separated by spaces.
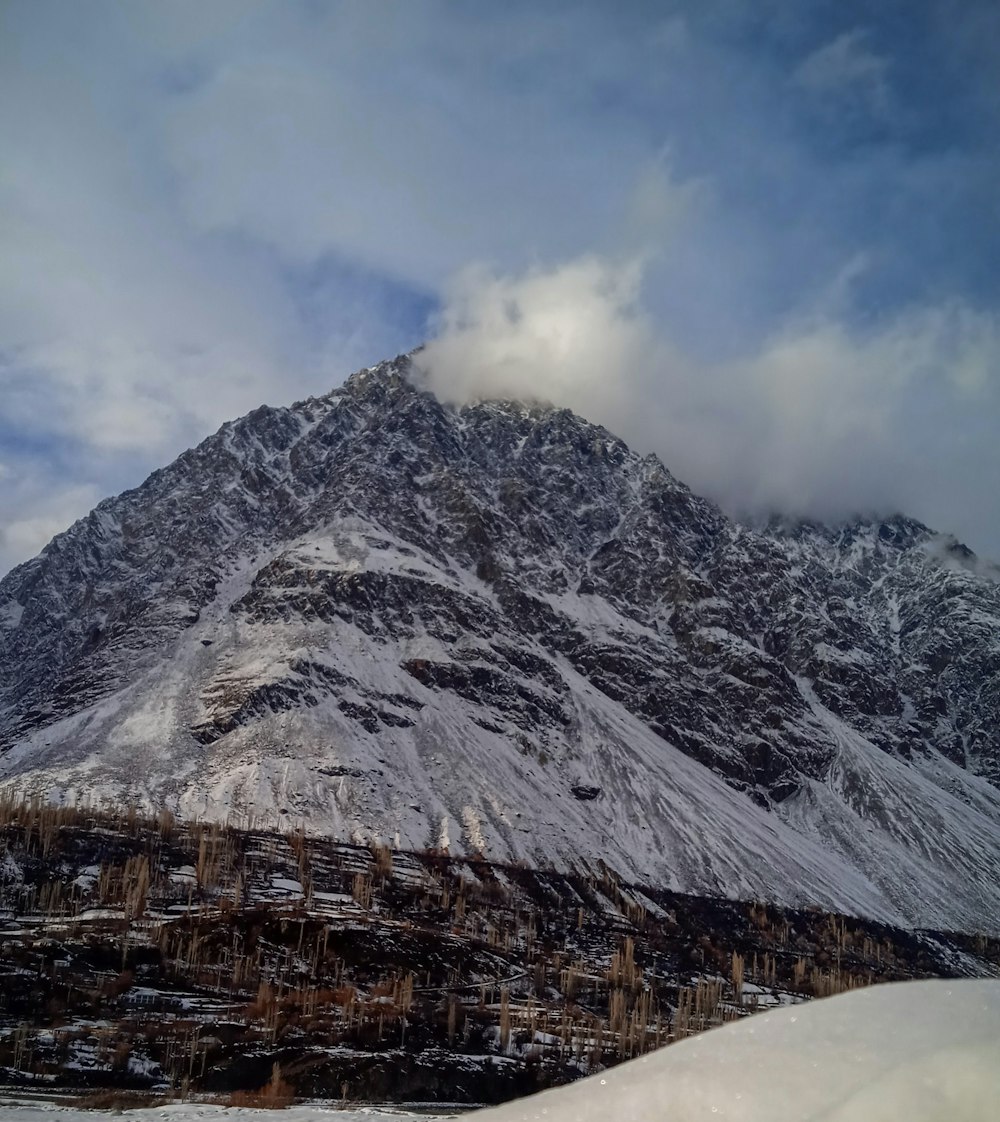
1 355 999 932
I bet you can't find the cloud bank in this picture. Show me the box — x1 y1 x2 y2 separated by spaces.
418 257 1000 545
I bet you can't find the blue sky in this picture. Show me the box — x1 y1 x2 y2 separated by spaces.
2 0 999 572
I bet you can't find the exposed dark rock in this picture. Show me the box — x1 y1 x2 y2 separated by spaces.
570 785 601 801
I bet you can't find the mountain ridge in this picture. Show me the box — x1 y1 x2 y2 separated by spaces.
2 354 999 932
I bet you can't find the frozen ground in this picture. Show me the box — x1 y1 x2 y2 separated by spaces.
4 979 997 1121
0 1105 455 1122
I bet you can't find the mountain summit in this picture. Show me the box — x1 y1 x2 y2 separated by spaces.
2 355 999 931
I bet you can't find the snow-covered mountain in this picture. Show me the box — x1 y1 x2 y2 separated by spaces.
2 355 999 931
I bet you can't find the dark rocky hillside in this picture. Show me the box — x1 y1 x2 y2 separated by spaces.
1 799 996 1105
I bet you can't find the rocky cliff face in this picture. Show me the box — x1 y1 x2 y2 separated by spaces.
2 355 999 931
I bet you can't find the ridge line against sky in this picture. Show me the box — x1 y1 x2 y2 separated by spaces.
1 0 999 574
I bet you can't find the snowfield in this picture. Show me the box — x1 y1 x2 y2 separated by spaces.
3 980 997 1121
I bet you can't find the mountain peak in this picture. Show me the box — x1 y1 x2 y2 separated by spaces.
2 355 1000 933
343 352 418 395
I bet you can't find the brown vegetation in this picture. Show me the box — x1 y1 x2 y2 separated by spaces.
0 794 997 1106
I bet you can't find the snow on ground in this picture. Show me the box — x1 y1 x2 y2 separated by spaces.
472 979 1000 1121
4 980 997 1122
0 1106 454 1121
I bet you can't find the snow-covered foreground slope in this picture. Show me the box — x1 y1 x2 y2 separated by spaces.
0 1107 444 1122
2 356 1000 931
4 980 997 1121
473 979 1000 1122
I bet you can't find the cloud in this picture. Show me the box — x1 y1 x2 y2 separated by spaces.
0 3 434 572
0 10 300 462
793 29 891 121
156 12 696 288
724 305 1000 523
416 257 656 409
418 256 1000 557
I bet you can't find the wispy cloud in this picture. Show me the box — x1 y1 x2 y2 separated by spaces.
793 29 891 119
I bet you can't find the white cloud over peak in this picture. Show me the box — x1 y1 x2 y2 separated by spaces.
417 258 655 408
418 256 1000 551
